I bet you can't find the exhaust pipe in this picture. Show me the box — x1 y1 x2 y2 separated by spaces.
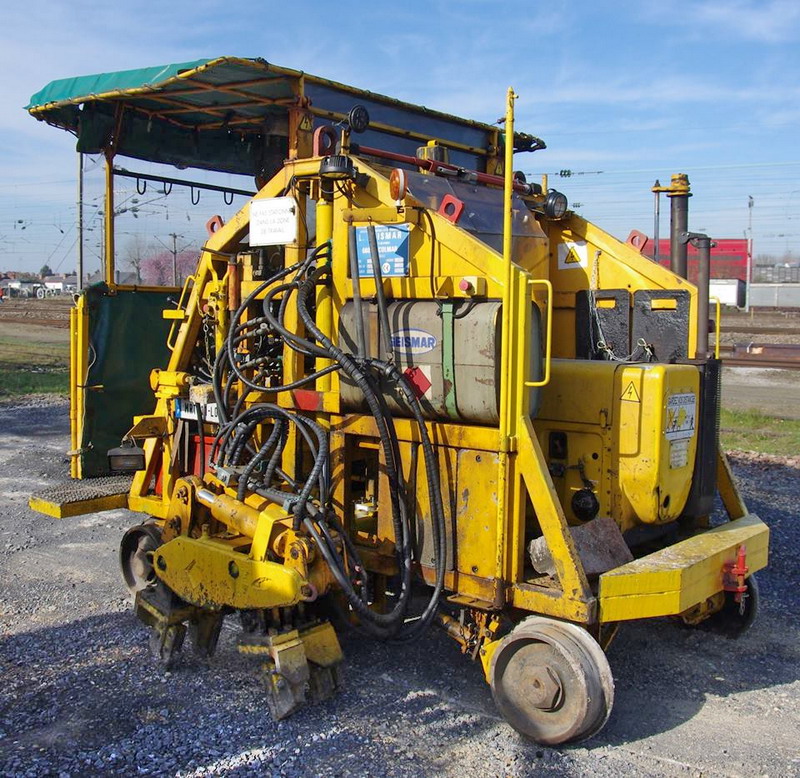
668 174 691 279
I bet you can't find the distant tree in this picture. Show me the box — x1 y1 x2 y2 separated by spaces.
39 264 53 278
177 250 198 282
123 235 151 284
140 248 198 286
141 252 171 286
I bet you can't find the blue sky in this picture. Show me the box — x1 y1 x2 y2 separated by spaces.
2 0 799 275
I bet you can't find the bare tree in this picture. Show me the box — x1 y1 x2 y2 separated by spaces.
123 235 151 284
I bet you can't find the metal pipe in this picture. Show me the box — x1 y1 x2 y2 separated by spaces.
315 182 334 390
498 87 517 444
682 231 714 357
348 225 368 359
104 152 116 286
227 256 240 312
353 144 536 195
366 224 394 360
668 173 691 279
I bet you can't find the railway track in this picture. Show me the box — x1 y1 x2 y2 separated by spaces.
0 298 71 329
718 343 800 370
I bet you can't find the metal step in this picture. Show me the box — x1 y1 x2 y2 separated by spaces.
29 475 133 518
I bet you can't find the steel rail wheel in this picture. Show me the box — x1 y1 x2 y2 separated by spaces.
528 619 614 741
699 573 760 639
490 616 614 745
119 523 162 595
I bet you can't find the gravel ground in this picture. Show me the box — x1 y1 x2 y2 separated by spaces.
1 397 798 777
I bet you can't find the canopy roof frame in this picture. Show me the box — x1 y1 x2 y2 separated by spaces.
27 56 543 178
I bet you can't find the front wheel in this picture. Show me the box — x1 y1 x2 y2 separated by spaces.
119 522 162 595
489 616 614 745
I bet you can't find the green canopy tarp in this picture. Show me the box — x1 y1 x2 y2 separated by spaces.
26 56 514 177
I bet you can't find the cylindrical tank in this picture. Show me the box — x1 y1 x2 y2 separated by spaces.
339 299 542 423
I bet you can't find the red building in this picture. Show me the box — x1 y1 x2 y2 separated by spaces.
644 238 748 283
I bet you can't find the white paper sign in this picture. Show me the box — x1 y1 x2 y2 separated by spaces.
249 197 298 246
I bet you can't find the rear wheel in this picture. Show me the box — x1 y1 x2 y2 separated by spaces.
490 616 614 745
698 574 760 639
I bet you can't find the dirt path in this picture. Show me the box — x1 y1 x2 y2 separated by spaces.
722 366 800 419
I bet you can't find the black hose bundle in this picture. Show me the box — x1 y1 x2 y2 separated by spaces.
207 242 446 640
295 266 447 640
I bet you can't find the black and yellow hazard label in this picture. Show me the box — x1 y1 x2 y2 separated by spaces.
620 381 641 402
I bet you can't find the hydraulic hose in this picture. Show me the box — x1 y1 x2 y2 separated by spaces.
206 240 445 640
296 266 447 639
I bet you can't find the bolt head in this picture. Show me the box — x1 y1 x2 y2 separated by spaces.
528 665 562 710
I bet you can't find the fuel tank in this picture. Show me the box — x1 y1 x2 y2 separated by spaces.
338 299 542 423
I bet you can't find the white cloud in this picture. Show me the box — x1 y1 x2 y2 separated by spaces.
639 0 800 43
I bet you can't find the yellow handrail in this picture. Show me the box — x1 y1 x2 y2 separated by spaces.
710 295 721 358
166 274 197 352
525 278 553 388
498 86 517 443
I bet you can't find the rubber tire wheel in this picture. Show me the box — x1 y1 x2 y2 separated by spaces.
490 616 614 746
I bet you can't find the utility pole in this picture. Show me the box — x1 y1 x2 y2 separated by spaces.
170 232 178 286
77 152 84 291
156 232 190 286
745 195 754 313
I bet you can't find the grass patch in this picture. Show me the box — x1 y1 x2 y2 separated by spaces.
0 327 69 397
720 407 800 457
0 367 68 396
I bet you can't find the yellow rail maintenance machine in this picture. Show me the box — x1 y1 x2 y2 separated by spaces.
27 57 768 745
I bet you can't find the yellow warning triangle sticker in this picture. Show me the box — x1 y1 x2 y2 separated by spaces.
563 247 582 264
620 381 641 402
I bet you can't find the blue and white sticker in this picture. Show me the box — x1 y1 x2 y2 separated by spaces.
356 224 410 277
390 328 437 355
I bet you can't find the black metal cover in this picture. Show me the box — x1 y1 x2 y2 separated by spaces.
682 358 721 519
631 289 690 362
575 289 630 360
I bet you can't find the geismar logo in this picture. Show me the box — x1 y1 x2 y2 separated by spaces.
390 329 437 355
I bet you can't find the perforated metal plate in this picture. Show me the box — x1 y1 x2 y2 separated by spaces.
29 475 133 518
